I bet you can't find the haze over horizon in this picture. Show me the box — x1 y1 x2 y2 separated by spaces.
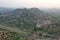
0 0 60 8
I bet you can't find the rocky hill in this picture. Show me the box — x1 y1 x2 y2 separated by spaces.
0 8 59 40
0 8 56 32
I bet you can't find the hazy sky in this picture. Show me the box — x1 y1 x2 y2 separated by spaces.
0 0 60 8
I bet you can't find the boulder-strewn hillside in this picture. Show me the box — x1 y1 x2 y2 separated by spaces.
0 8 56 32
0 8 59 40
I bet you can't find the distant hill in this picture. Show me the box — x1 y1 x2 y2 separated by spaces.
41 8 60 14
0 7 15 13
